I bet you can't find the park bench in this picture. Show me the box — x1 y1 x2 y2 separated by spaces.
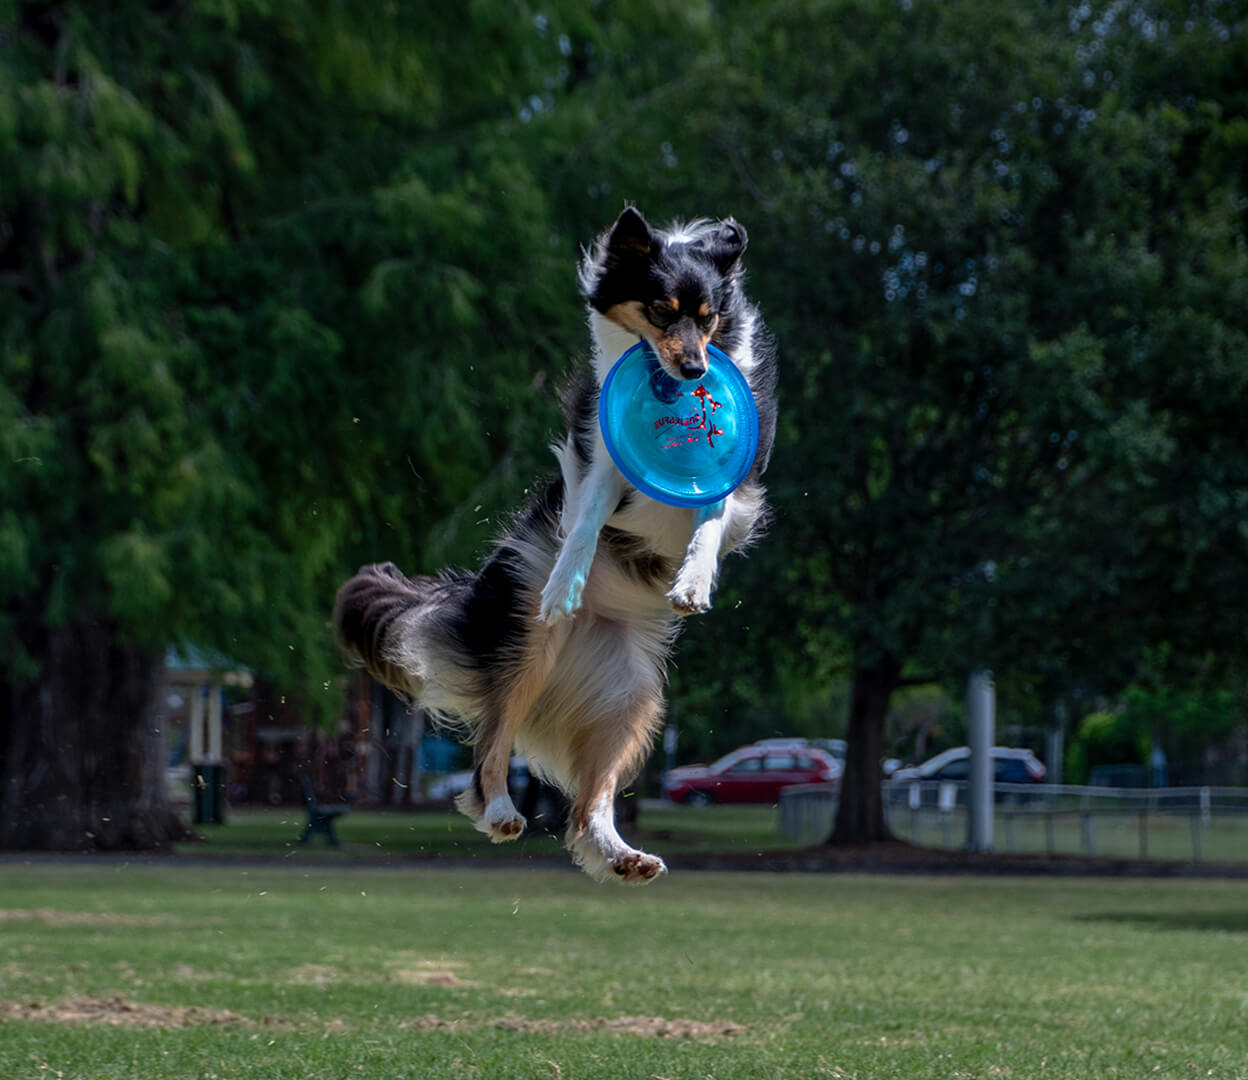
298 775 349 846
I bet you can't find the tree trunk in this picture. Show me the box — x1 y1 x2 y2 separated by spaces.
1 618 189 851
828 656 899 845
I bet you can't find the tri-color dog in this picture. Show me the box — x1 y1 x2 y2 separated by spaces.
333 207 777 883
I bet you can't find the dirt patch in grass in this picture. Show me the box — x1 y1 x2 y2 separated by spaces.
0 908 176 927
400 1014 464 1031
287 963 341 985
0 995 291 1030
391 969 479 988
399 1013 747 1038
513 1015 748 1039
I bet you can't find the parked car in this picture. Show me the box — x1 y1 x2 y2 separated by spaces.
752 736 847 762
662 744 841 805
809 737 847 763
427 757 567 832
890 746 1047 784
428 757 539 803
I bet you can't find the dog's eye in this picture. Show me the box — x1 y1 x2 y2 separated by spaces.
647 303 677 329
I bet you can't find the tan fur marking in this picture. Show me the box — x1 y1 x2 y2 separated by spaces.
569 696 664 835
477 625 565 808
653 333 684 368
698 301 711 318
603 301 653 339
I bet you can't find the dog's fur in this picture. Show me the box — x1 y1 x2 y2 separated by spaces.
332 207 777 883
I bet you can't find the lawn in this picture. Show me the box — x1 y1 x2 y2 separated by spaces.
2 863 1246 1079
172 803 800 862
884 806 1248 863
177 800 1247 867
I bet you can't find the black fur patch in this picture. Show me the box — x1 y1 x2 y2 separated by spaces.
559 366 599 471
599 526 676 587
447 481 565 664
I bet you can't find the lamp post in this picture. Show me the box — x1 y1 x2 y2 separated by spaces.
967 670 995 852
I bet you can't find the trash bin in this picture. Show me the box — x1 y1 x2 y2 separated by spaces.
191 764 228 825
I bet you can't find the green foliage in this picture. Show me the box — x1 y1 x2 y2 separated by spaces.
1 1 586 719
1065 708 1148 785
4 0 1245 769
1122 682 1236 761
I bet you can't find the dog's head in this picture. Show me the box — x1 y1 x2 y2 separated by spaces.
580 207 748 381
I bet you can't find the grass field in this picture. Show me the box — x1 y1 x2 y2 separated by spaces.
176 800 1246 867
884 806 1248 863
172 803 801 862
2 863 1246 1079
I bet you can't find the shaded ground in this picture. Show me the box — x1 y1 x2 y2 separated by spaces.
4 840 1248 877
667 839 1248 878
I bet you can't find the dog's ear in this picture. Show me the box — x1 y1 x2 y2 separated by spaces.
701 218 748 274
605 206 656 263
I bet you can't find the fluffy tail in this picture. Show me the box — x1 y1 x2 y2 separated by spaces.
332 561 430 698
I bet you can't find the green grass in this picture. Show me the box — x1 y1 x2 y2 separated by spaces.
2 864 1247 1079
173 803 800 862
184 801 1245 869
884 806 1248 862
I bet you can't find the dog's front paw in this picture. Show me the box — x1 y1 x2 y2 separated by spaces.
610 851 667 885
668 576 712 617
538 565 588 623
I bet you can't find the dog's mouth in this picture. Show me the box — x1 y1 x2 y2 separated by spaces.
603 302 712 381
650 331 709 381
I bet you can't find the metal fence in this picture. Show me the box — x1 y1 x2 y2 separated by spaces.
778 781 1248 861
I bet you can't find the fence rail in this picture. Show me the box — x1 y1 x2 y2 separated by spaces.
778 781 1248 861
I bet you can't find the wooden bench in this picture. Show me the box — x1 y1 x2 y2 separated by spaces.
298 776 349 846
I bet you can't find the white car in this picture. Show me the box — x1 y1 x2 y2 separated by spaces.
891 746 1046 784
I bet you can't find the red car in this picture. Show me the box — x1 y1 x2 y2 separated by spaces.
662 744 842 805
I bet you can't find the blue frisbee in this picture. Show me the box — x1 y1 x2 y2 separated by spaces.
598 342 759 508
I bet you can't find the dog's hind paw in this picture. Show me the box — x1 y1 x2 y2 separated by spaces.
610 851 667 885
482 795 527 844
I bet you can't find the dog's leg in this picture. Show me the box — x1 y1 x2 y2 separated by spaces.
668 498 728 616
567 788 667 884
538 462 623 623
565 698 667 884
454 626 566 842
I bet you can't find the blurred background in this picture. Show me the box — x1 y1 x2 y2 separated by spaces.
2 0 1245 852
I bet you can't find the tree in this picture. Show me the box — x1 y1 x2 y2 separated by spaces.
5 0 1244 852
534 0 1248 840
0 1 587 849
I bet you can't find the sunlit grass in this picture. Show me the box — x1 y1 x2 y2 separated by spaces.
1 864 1245 1079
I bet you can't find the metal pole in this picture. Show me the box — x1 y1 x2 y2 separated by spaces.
967 671 995 852
189 684 205 764
208 683 223 761
1046 725 1064 788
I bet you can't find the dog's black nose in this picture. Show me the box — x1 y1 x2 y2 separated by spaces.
680 359 708 380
